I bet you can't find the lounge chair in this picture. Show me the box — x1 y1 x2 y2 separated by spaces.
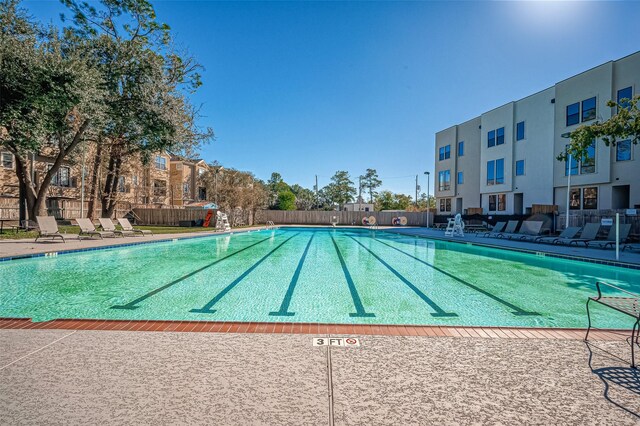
587 224 632 249
35 216 65 242
534 227 581 244
478 221 506 237
76 218 115 239
99 218 135 237
563 223 600 246
494 220 519 238
623 243 640 252
117 218 153 236
498 221 543 241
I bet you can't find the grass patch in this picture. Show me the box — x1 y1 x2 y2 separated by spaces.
0 224 223 240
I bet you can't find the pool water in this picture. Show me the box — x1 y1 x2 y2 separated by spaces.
0 227 636 328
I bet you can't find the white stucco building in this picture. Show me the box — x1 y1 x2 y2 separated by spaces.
435 51 640 216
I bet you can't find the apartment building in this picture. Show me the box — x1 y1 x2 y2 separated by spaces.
169 157 209 206
0 146 209 216
435 51 640 216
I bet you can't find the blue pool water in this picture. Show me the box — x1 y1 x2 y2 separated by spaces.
0 227 636 328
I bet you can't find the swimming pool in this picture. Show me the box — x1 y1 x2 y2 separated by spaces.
0 227 636 328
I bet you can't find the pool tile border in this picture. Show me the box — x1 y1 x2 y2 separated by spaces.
0 228 272 263
386 229 640 270
0 318 628 341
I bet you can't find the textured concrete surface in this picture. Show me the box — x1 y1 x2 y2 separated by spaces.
0 330 328 426
331 335 639 425
1 330 638 425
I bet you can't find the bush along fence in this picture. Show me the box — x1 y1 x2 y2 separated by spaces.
255 210 432 227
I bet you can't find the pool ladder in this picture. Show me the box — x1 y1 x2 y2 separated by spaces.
265 221 276 230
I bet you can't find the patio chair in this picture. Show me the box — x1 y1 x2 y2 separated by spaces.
623 243 640 252
478 221 506 237
564 223 600 247
494 220 519 238
587 224 632 249
35 216 65 243
534 227 581 244
117 218 153 236
499 221 543 241
76 218 115 239
99 218 135 237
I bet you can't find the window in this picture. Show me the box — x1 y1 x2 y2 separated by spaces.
153 180 167 196
457 171 464 184
580 141 596 174
183 182 190 195
564 146 579 176
1 152 13 169
439 198 451 212
458 141 464 156
496 127 505 145
155 156 167 170
133 175 139 186
582 97 596 122
488 130 496 147
566 102 580 126
617 86 633 111
495 159 504 184
198 187 207 200
569 188 581 210
515 160 525 176
497 194 506 211
487 160 495 185
489 195 496 211
50 166 70 187
516 121 525 141
583 187 598 209
198 168 206 176
439 145 451 161
438 170 451 191
117 176 126 192
616 140 632 161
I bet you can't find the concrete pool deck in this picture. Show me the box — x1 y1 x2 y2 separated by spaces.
0 329 638 425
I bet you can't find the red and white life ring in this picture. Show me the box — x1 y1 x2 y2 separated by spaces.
362 217 369 225
392 217 401 226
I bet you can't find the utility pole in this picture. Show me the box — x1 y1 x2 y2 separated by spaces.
415 175 419 208
424 171 430 227
358 176 362 212
314 175 319 209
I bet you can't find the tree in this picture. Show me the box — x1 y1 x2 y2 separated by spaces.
558 96 640 161
290 184 315 210
323 171 356 209
266 172 290 208
360 168 382 203
61 0 213 217
276 190 296 210
0 0 104 219
415 192 436 211
374 190 413 211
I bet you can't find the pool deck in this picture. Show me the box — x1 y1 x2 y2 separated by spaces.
1 328 638 425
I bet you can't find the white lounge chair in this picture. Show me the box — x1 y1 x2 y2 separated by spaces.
76 218 115 239
117 218 153 236
99 218 135 237
35 216 65 242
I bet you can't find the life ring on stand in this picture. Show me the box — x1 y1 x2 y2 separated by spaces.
362 217 369 226
392 217 401 226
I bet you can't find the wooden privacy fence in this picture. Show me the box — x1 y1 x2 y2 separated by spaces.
256 210 431 226
133 208 212 225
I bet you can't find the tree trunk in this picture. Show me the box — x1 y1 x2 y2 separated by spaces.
87 141 103 220
101 147 122 218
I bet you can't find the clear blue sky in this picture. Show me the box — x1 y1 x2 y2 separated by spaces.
25 0 640 196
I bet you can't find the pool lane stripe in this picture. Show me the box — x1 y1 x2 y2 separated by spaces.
190 233 300 314
269 233 315 317
330 235 376 318
111 233 281 310
347 236 457 318
373 237 539 316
